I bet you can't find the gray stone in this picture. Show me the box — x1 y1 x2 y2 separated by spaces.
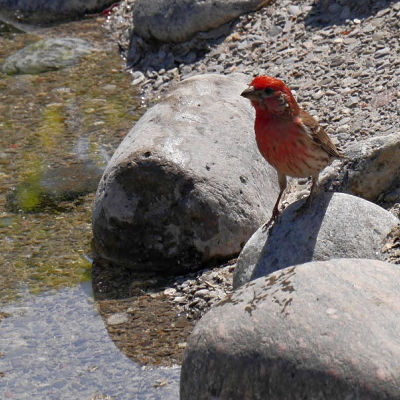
346 96 359 107
375 47 390 58
181 259 400 399
92 74 279 274
106 312 128 325
132 0 268 43
321 133 400 202
2 38 96 75
233 192 399 288
287 5 301 16
0 0 114 23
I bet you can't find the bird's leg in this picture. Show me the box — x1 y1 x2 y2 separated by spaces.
296 175 318 216
263 172 287 230
305 175 318 208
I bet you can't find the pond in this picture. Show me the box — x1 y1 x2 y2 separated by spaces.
0 14 180 399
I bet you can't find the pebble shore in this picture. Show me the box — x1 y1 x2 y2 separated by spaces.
107 0 400 154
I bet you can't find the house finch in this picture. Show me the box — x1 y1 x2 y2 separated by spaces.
241 76 343 225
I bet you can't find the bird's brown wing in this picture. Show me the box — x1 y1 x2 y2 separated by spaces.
299 109 343 159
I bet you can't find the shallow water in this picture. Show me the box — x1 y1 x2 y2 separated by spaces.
0 283 180 399
0 17 143 302
0 15 180 399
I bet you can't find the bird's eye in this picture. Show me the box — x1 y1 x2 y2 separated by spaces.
264 88 274 96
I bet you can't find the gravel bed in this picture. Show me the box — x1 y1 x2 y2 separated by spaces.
106 0 400 154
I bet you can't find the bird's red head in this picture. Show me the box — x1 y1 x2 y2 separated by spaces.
241 76 299 116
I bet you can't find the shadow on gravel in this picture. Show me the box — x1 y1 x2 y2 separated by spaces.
91 258 195 366
304 0 397 28
125 20 236 73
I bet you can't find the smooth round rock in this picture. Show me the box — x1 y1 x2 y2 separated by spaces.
181 259 400 399
132 0 268 43
233 192 399 288
92 73 278 274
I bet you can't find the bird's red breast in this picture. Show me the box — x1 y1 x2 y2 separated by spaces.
242 75 342 178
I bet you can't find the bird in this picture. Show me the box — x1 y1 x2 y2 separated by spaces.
241 75 343 226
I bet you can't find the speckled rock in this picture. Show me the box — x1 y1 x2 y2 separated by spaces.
2 38 96 75
233 192 399 288
0 0 114 23
131 0 270 43
92 73 279 274
181 259 400 399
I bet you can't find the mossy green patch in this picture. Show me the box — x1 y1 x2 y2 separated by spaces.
37 104 66 149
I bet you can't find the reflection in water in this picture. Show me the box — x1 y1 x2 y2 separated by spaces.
0 283 180 399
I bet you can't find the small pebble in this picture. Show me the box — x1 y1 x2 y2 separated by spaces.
107 313 129 325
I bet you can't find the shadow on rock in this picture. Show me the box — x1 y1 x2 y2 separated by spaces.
251 192 333 281
304 0 397 28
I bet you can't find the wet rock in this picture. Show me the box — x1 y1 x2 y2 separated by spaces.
233 192 399 288
40 162 103 199
321 133 400 202
181 259 400 399
92 73 279 274
0 0 115 24
2 38 97 75
0 19 24 33
132 0 269 43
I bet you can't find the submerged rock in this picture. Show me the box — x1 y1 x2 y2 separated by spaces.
7 161 103 212
2 38 97 75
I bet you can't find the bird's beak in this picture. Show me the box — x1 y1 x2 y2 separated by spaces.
241 87 256 99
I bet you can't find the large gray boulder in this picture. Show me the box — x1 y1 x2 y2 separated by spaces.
233 192 399 288
181 259 400 399
132 0 269 43
2 38 96 75
0 0 114 23
92 73 279 274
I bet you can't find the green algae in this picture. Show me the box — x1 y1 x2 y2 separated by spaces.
0 18 144 303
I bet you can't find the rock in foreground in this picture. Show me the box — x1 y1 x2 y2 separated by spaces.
181 259 400 399
233 192 399 288
92 74 278 274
